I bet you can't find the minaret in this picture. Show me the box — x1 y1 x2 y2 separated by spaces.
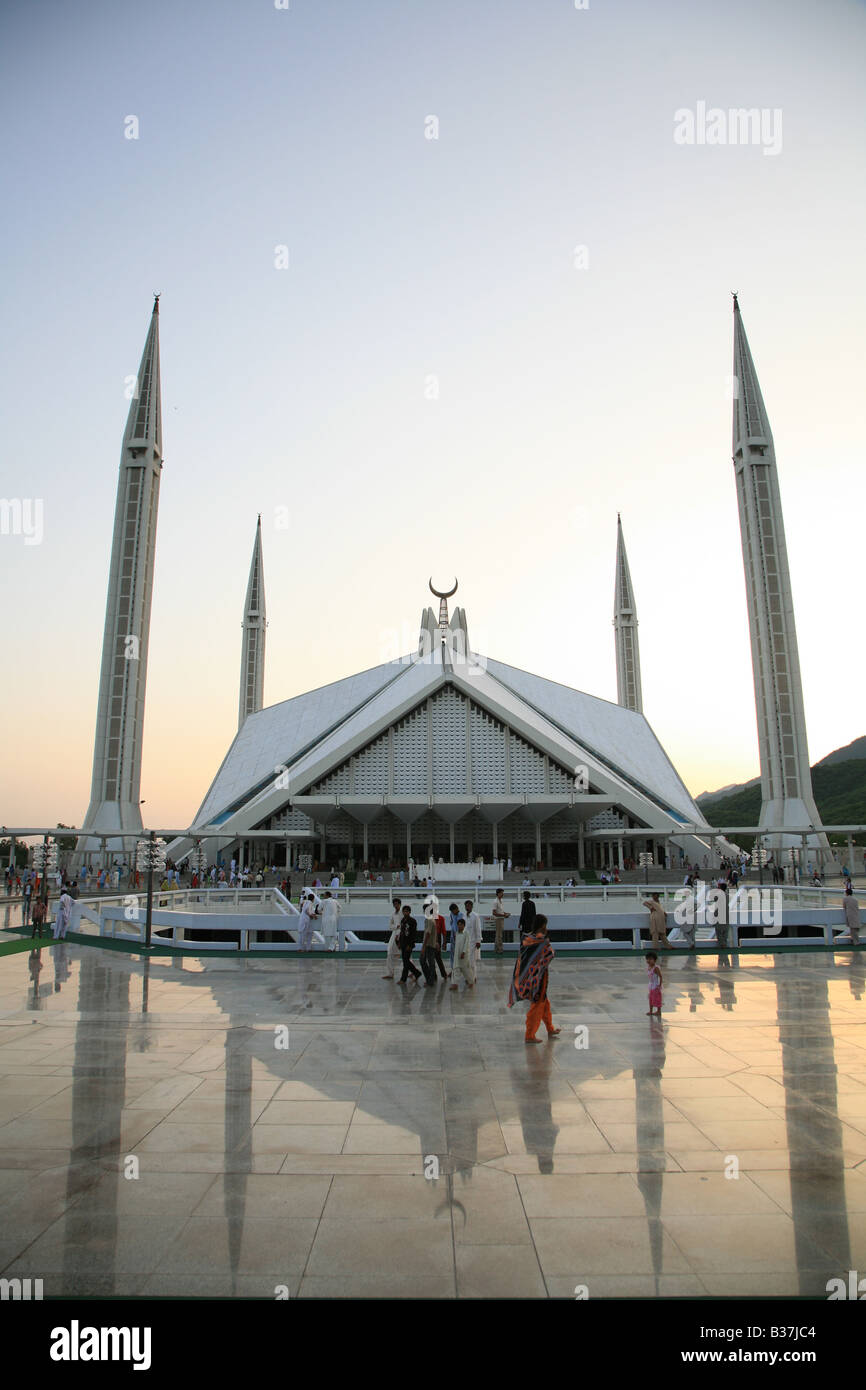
613 514 643 714
731 296 825 848
78 298 163 853
238 515 266 729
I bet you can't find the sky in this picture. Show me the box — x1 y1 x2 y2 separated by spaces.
1 0 864 832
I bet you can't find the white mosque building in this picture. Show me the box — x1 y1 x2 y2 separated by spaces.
76 297 827 876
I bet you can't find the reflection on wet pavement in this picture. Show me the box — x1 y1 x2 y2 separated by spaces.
0 943 864 1298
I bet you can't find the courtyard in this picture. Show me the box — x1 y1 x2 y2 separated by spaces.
0 941 864 1299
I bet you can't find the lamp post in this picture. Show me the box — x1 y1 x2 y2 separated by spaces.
32 836 57 925
135 832 166 950
638 851 653 887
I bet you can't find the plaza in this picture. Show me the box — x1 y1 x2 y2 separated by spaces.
1 938 864 1299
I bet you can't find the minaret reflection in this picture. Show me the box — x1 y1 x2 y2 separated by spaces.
774 960 850 1291
633 1017 667 1295
223 1025 253 1297
63 952 131 1294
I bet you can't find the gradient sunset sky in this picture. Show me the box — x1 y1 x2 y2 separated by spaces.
1 0 864 832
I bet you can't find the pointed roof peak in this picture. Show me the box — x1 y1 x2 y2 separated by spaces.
732 296 773 456
614 516 636 618
123 302 162 455
244 516 266 618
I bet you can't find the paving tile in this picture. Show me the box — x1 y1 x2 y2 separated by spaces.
0 945 864 1300
456 1243 546 1298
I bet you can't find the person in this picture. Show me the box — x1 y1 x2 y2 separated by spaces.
449 916 475 990
330 873 340 890
21 879 33 929
433 906 448 980
298 893 318 951
320 892 341 951
490 888 510 954
518 891 536 935
420 898 440 986
464 899 483 974
839 883 861 945
642 893 670 948
53 888 73 941
508 915 561 1043
31 895 46 939
447 902 461 973
397 905 421 983
646 952 663 1016
715 875 730 948
382 898 402 979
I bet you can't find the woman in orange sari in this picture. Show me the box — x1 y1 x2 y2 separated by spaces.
508 916 562 1043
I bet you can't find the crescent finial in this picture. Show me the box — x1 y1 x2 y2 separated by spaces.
429 576 458 600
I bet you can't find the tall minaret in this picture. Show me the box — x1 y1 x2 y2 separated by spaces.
731 296 825 848
79 297 163 852
613 514 643 714
238 515 266 729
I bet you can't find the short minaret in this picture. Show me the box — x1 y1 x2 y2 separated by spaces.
731 296 825 848
238 515 266 729
613 514 643 714
79 298 163 852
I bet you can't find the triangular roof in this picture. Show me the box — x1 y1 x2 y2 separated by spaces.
188 641 707 836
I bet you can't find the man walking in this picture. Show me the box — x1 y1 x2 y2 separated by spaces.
491 888 510 954
383 898 402 979
508 916 561 1043
464 899 483 975
420 900 439 986
398 904 421 983
642 893 670 949
52 887 73 941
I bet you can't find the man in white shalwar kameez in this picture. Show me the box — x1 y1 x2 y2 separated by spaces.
382 898 403 979
837 884 862 945
464 900 483 975
298 894 318 951
321 892 341 951
52 889 73 940
448 918 475 990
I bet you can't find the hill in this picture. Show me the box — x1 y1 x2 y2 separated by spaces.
697 735 866 805
698 758 866 845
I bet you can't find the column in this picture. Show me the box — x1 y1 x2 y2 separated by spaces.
449 825 455 862
535 824 542 867
362 824 369 863
617 838 623 870
492 823 498 861
406 826 412 865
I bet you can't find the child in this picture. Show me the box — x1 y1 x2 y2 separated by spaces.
449 916 475 990
646 952 663 1016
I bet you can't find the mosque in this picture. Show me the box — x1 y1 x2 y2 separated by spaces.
75 296 828 875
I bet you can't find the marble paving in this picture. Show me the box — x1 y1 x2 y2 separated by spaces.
1 941 865 1298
